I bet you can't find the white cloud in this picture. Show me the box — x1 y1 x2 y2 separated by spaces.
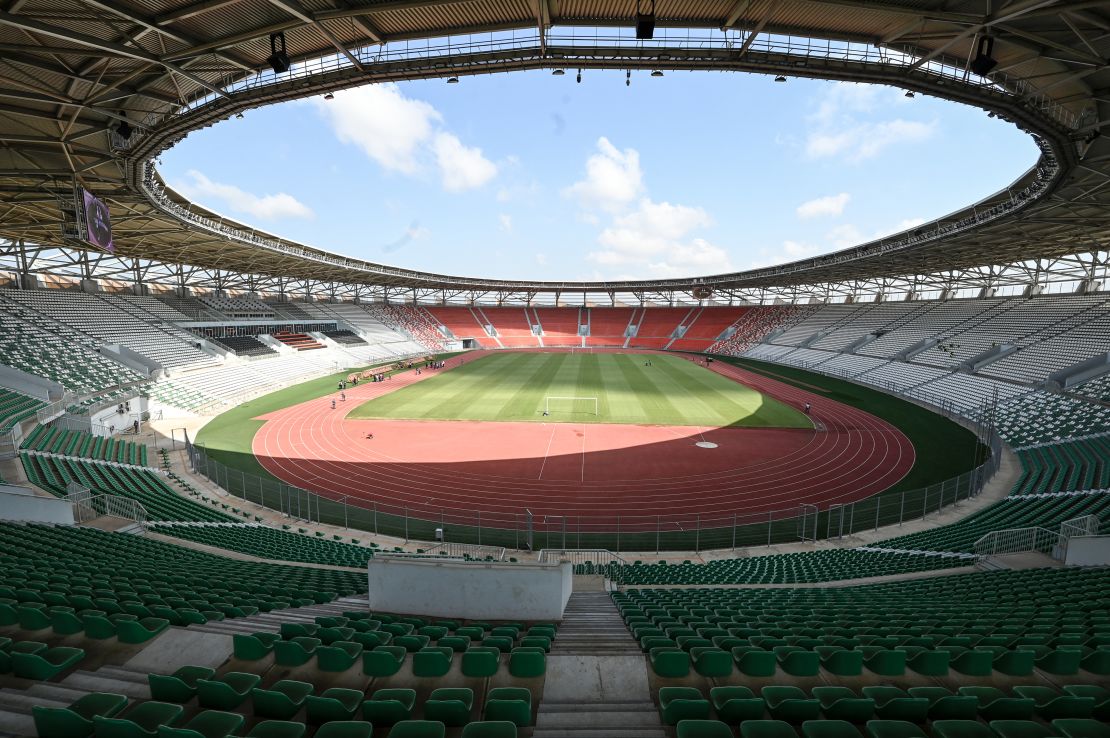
826 223 863 249
806 119 936 162
498 214 513 232
797 192 850 219
805 82 936 162
535 253 549 266
587 198 731 276
564 137 643 212
313 84 497 192
174 170 313 220
433 132 497 192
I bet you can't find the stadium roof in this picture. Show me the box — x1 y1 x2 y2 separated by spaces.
1 0 1109 297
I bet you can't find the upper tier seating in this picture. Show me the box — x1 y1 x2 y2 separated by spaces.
272 332 324 351
533 307 581 346
668 307 751 352
198 295 275 319
477 308 539 348
425 307 500 347
2 289 219 371
323 330 367 346
584 307 635 346
0 293 146 395
0 387 44 432
365 303 446 352
629 307 692 348
1073 373 1110 403
154 291 227 320
208 335 277 357
0 522 367 615
21 426 148 466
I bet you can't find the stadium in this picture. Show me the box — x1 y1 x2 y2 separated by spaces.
0 1 1109 737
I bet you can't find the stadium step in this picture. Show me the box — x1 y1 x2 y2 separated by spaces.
61 669 151 699
551 592 640 655
533 701 665 738
188 594 370 635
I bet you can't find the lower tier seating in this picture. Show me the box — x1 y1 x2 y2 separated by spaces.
21 426 148 466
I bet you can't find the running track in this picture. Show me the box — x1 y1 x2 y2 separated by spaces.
252 351 915 530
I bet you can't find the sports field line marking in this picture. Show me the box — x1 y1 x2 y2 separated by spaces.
580 424 587 483
537 423 558 480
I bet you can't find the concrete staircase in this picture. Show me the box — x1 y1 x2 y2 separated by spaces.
188 594 370 636
534 591 664 738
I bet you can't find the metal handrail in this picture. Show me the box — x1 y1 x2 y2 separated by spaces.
69 493 148 528
973 526 1062 558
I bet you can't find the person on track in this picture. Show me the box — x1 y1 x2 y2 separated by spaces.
330 399 336 410
340 392 346 402
804 402 811 414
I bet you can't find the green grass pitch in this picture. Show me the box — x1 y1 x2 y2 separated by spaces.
349 351 812 428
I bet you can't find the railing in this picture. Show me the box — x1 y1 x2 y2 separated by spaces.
419 542 507 561
68 493 148 528
1060 514 1102 540
538 548 629 584
974 526 1063 558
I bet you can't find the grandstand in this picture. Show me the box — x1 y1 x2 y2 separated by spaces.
1 1 1110 737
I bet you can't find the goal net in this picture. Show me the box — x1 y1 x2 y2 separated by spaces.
543 396 599 416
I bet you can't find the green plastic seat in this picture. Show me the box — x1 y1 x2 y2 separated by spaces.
957 687 1035 721
988 721 1056 738
1033 647 1083 676
317 641 363 672
117 617 169 644
864 721 927 738
733 647 777 676
650 646 690 677
659 687 711 725
1013 686 1094 720
362 645 406 677
424 687 474 726
860 688 928 723
930 720 995 738
711 685 765 724
196 672 262 710
1062 685 1110 720
148 666 215 703
12 645 84 679
801 720 864 738
1051 719 1110 738
764 687 821 723
413 646 455 677
677 719 735 738
818 648 863 676
992 650 1036 676
461 646 501 677
740 719 801 738
902 648 948 676
313 723 373 738
246 721 306 738
92 702 184 738
388 720 446 738
156 710 245 738
251 680 315 719
484 687 531 727
508 647 545 678
232 632 280 660
33 692 129 738
776 648 820 676
461 722 517 738
813 687 874 723
906 688 978 721
862 649 905 676
279 623 319 639
273 637 320 667
691 647 732 677
304 687 363 724
362 688 416 725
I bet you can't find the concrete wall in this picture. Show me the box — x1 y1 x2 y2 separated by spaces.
0 364 64 402
367 556 573 620
1065 535 1110 567
0 485 74 525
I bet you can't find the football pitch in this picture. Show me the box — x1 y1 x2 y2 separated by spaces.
349 351 812 428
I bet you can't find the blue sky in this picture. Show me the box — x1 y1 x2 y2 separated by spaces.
161 70 1038 282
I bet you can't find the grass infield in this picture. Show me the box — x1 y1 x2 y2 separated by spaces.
348 351 813 428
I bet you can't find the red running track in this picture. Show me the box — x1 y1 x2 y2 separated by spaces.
252 351 915 530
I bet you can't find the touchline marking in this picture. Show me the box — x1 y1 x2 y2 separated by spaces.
537 423 558 480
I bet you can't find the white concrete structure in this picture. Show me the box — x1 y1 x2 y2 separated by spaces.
367 555 573 620
0 484 74 525
1065 535 1110 567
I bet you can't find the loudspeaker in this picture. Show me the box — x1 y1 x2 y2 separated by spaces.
267 32 292 74
970 36 997 77
636 12 655 40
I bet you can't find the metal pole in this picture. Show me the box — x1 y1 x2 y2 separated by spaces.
848 504 854 537
616 516 620 552
875 496 880 530
899 490 905 526
656 515 660 554
404 506 409 542
767 510 773 547
373 502 378 535
695 513 700 553
343 496 348 530
477 510 481 546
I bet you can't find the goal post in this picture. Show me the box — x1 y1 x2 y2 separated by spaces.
543 396 599 416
